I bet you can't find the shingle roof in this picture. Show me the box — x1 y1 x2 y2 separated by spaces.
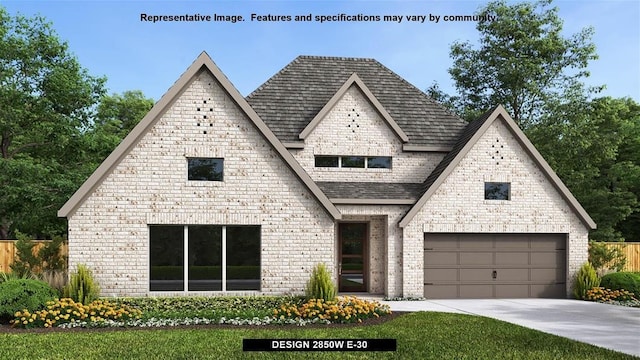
246 56 467 147
317 182 423 200
419 105 499 196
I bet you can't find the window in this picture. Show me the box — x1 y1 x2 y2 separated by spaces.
366 157 392 169
485 182 511 200
188 158 223 181
341 156 365 168
150 225 260 292
314 156 392 169
315 156 339 168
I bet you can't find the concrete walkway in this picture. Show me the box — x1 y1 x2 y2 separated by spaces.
381 299 640 357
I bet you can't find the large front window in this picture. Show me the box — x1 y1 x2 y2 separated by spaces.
150 225 260 292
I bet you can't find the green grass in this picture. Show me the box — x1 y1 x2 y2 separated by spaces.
0 312 635 359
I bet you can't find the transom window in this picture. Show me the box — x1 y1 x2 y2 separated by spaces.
485 182 511 200
149 225 260 292
314 156 392 169
188 158 223 181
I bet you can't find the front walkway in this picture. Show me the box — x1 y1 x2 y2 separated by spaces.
380 298 640 357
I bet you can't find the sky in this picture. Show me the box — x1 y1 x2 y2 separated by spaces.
1 0 639 103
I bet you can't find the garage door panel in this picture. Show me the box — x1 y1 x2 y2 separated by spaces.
425 252 457 265
531 284 565 298
460 285 493 298
424 285 458 299
425 268 458 281
460 252 493 265
423 233 566 299
460 236 493 249
532 268 564 283
460 269 492 281
531 252 563 265
496 268 529 281
495 284 529 298
495 252 528 265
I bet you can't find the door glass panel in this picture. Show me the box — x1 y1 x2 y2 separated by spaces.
339 223 367 292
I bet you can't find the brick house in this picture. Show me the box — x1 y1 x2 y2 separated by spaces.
58 52 595 298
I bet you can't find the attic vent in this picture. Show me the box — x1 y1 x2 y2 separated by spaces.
490 138 504 164
346 108 361 133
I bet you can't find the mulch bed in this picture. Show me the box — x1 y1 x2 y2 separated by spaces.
0 311 408 334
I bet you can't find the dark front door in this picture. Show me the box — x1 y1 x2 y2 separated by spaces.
338 223 368 292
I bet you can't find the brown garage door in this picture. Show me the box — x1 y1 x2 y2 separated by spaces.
424 234 566 299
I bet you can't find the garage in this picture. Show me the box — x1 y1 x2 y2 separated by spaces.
424 233 566 299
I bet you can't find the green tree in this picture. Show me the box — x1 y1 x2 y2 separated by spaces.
87 91 154 161
529 96 640 241
443 0 598 126
0 7 106 238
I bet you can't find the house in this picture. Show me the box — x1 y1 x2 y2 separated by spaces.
58 52 596 299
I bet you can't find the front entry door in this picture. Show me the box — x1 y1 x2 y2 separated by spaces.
338 223 368 292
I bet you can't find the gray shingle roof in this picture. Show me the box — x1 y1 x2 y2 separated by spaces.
246 56 467 147
420 105 499 196
317 182 423 200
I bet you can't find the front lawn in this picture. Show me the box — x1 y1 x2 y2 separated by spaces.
0 312 635 359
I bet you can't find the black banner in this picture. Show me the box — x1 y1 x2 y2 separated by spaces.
243 338 396 352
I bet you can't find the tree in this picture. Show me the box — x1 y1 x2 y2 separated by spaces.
529 96 640 242
0 7 106 238
88 91 154 161
444 0 598 126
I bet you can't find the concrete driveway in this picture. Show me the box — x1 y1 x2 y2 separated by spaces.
382 299 640 357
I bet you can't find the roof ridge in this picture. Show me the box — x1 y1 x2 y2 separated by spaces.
371 60 466 125
246 55 304 100
297 55 377 61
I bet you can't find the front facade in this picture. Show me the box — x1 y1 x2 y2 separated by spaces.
59 52 595 298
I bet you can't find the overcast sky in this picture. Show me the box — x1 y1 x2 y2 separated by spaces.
2 0 639 103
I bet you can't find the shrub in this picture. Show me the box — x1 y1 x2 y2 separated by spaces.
600 272 640 295
40 270 68 296
273 296 391 324
10 232 67 277
573 262 600 300
585 287 637 302
10 298 142 328
63 264 100 304
305 263 336 302
588 241 626 275
0 279 57 322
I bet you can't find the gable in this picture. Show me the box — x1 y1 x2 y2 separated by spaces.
58 52 340 220
299 73 408 143
399 105 596 229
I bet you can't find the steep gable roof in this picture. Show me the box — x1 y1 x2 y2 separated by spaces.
299 73 409 142
399 105 596 229
58 52 341 220
246 56 466 148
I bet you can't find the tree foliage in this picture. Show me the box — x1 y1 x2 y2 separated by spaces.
431 0 640 242
441 0 598 127
0 7 155 239
0 7 106 238
529 96 640 241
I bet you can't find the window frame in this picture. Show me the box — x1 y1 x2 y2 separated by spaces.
314 155 392 169
149 225 261 292
484 182 511 200
187 157 224 182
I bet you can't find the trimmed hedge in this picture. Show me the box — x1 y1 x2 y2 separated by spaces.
151 266 259 280
600 272 640 296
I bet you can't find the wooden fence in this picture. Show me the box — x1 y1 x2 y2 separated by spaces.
605 242 640 272
0 240 68 274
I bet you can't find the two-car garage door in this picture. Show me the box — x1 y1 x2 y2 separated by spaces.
424 234 566 298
